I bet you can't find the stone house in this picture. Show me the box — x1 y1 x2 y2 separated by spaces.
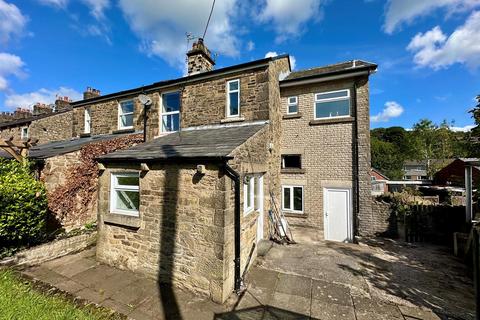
0 38 378 303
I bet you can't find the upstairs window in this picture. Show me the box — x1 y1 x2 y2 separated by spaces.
244 176 255 215
21 127 28 140
287 96 298 114
118 100 134 129
314 89 350 119
161 92 180 132
110 172 140 216
281 154 301 169
282 185 303 213
227 79 240 117
84 108 91 134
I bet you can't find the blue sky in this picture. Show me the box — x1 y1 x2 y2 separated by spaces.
0 0 479 131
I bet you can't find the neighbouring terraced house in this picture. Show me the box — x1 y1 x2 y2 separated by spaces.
0 39 377 303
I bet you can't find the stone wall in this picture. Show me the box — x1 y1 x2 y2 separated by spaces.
279 76 372 237
0 126 23 141
0 232 96 267
96 163 229 303
29 111 73 144
368 199 396 237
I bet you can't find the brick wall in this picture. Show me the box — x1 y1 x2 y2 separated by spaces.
279 77 372 237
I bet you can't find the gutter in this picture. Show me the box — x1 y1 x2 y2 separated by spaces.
280 67 377 88
223 162 242 294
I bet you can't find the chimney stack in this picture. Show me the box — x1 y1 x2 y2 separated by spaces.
83 87 101 100
186 38 215 75
32 103 53 116
54 96 72 112
13 107 33 119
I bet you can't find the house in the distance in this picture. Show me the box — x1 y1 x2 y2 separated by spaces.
403 159 453 181
370 168 389 195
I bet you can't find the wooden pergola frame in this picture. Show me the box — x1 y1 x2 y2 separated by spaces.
0 137 38 162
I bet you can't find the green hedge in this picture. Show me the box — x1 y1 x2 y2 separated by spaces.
0 160 48 248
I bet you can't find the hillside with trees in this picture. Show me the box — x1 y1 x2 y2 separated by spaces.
371 97 480 179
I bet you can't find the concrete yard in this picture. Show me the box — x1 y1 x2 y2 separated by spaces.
20 238 474 320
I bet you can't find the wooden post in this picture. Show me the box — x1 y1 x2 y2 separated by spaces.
473 226 480 320
0 137 38 163
466 165 473 223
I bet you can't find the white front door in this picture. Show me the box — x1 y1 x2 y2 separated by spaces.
256 176 264 243
323 188 352 242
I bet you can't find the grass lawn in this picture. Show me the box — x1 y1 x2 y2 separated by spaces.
0 269 120 320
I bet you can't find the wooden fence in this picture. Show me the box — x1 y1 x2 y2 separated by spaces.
402 204 468 244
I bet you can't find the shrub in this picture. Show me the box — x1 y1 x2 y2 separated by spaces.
0 160 48 248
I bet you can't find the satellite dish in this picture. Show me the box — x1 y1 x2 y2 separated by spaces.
138 94 152 106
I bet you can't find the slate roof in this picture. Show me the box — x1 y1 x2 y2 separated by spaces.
98 123 266 162
0 132 139 160
282 60 377 82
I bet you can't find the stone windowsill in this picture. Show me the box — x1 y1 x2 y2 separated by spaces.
309 117 355 126
104 212 141 229
281 168 306 174
282 113 302 120
112 128 136 134
283 211 308 218
221 117 245 124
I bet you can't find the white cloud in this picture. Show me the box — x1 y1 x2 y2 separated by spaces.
264 51 296 70
383 0 480 34
0 53 25 91
0 0 28 44
407 11 480 69
118 0 239 69
450 124 475 132
4 87 82 109
246 40 255 51
38 0 68 8
257 0 323 42
81 0 109 20
371 101 404 122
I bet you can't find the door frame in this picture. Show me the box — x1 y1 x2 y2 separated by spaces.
323 187 353 242
256 175 264 244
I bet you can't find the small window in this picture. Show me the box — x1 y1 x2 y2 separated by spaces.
371 176 376 181
84 108 91 134
227 79 240 117
118 100 134 129
281 155 301 169
314 89 350 119
282 186 303 213
287 96 298 114
21 127 29 139
110 172 140 216
244 175 255 215
161 92 180 132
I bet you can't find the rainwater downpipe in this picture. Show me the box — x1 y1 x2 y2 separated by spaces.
223 163 242 293
353 80 360 238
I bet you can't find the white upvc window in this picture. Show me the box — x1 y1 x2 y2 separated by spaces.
110 172 140 216
314 89 350 120
287 96 298 114
21 127 29 139
84 108 91 134
282 185 304 213
161 92 180 133
118 100 134 129
243 175 255 215
227 79 240 117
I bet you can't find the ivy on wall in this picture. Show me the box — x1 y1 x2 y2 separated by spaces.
46 134 143 226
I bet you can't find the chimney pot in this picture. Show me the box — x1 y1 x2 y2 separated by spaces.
83 87 101 100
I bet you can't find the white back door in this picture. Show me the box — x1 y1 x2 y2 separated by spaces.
323 188 352 242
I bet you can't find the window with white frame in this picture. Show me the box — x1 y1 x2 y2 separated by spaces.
244 175 255 215
314 89 350 119
282 185 303 213
110 172 140 216
84 108 91 134
287 96 298 114
118 100 134 129
21 127 28 139
161 92 180 132
227 79 240 117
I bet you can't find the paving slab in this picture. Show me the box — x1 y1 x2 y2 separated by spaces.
24 265 69 285
310 299 356 320
54 279 85 294
76 287 109 304
312 279 352 307
275 273 312 298
399 305 441 320
47 256 97 278
270 292 311 317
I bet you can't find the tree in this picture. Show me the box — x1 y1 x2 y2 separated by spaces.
371 136 404 179
470 95 480 137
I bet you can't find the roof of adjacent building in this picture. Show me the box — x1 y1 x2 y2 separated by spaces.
0 132 139 160
98 123 266 162
281 60 377 83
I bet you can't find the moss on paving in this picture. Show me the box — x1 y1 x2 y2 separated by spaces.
0 269 119 320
